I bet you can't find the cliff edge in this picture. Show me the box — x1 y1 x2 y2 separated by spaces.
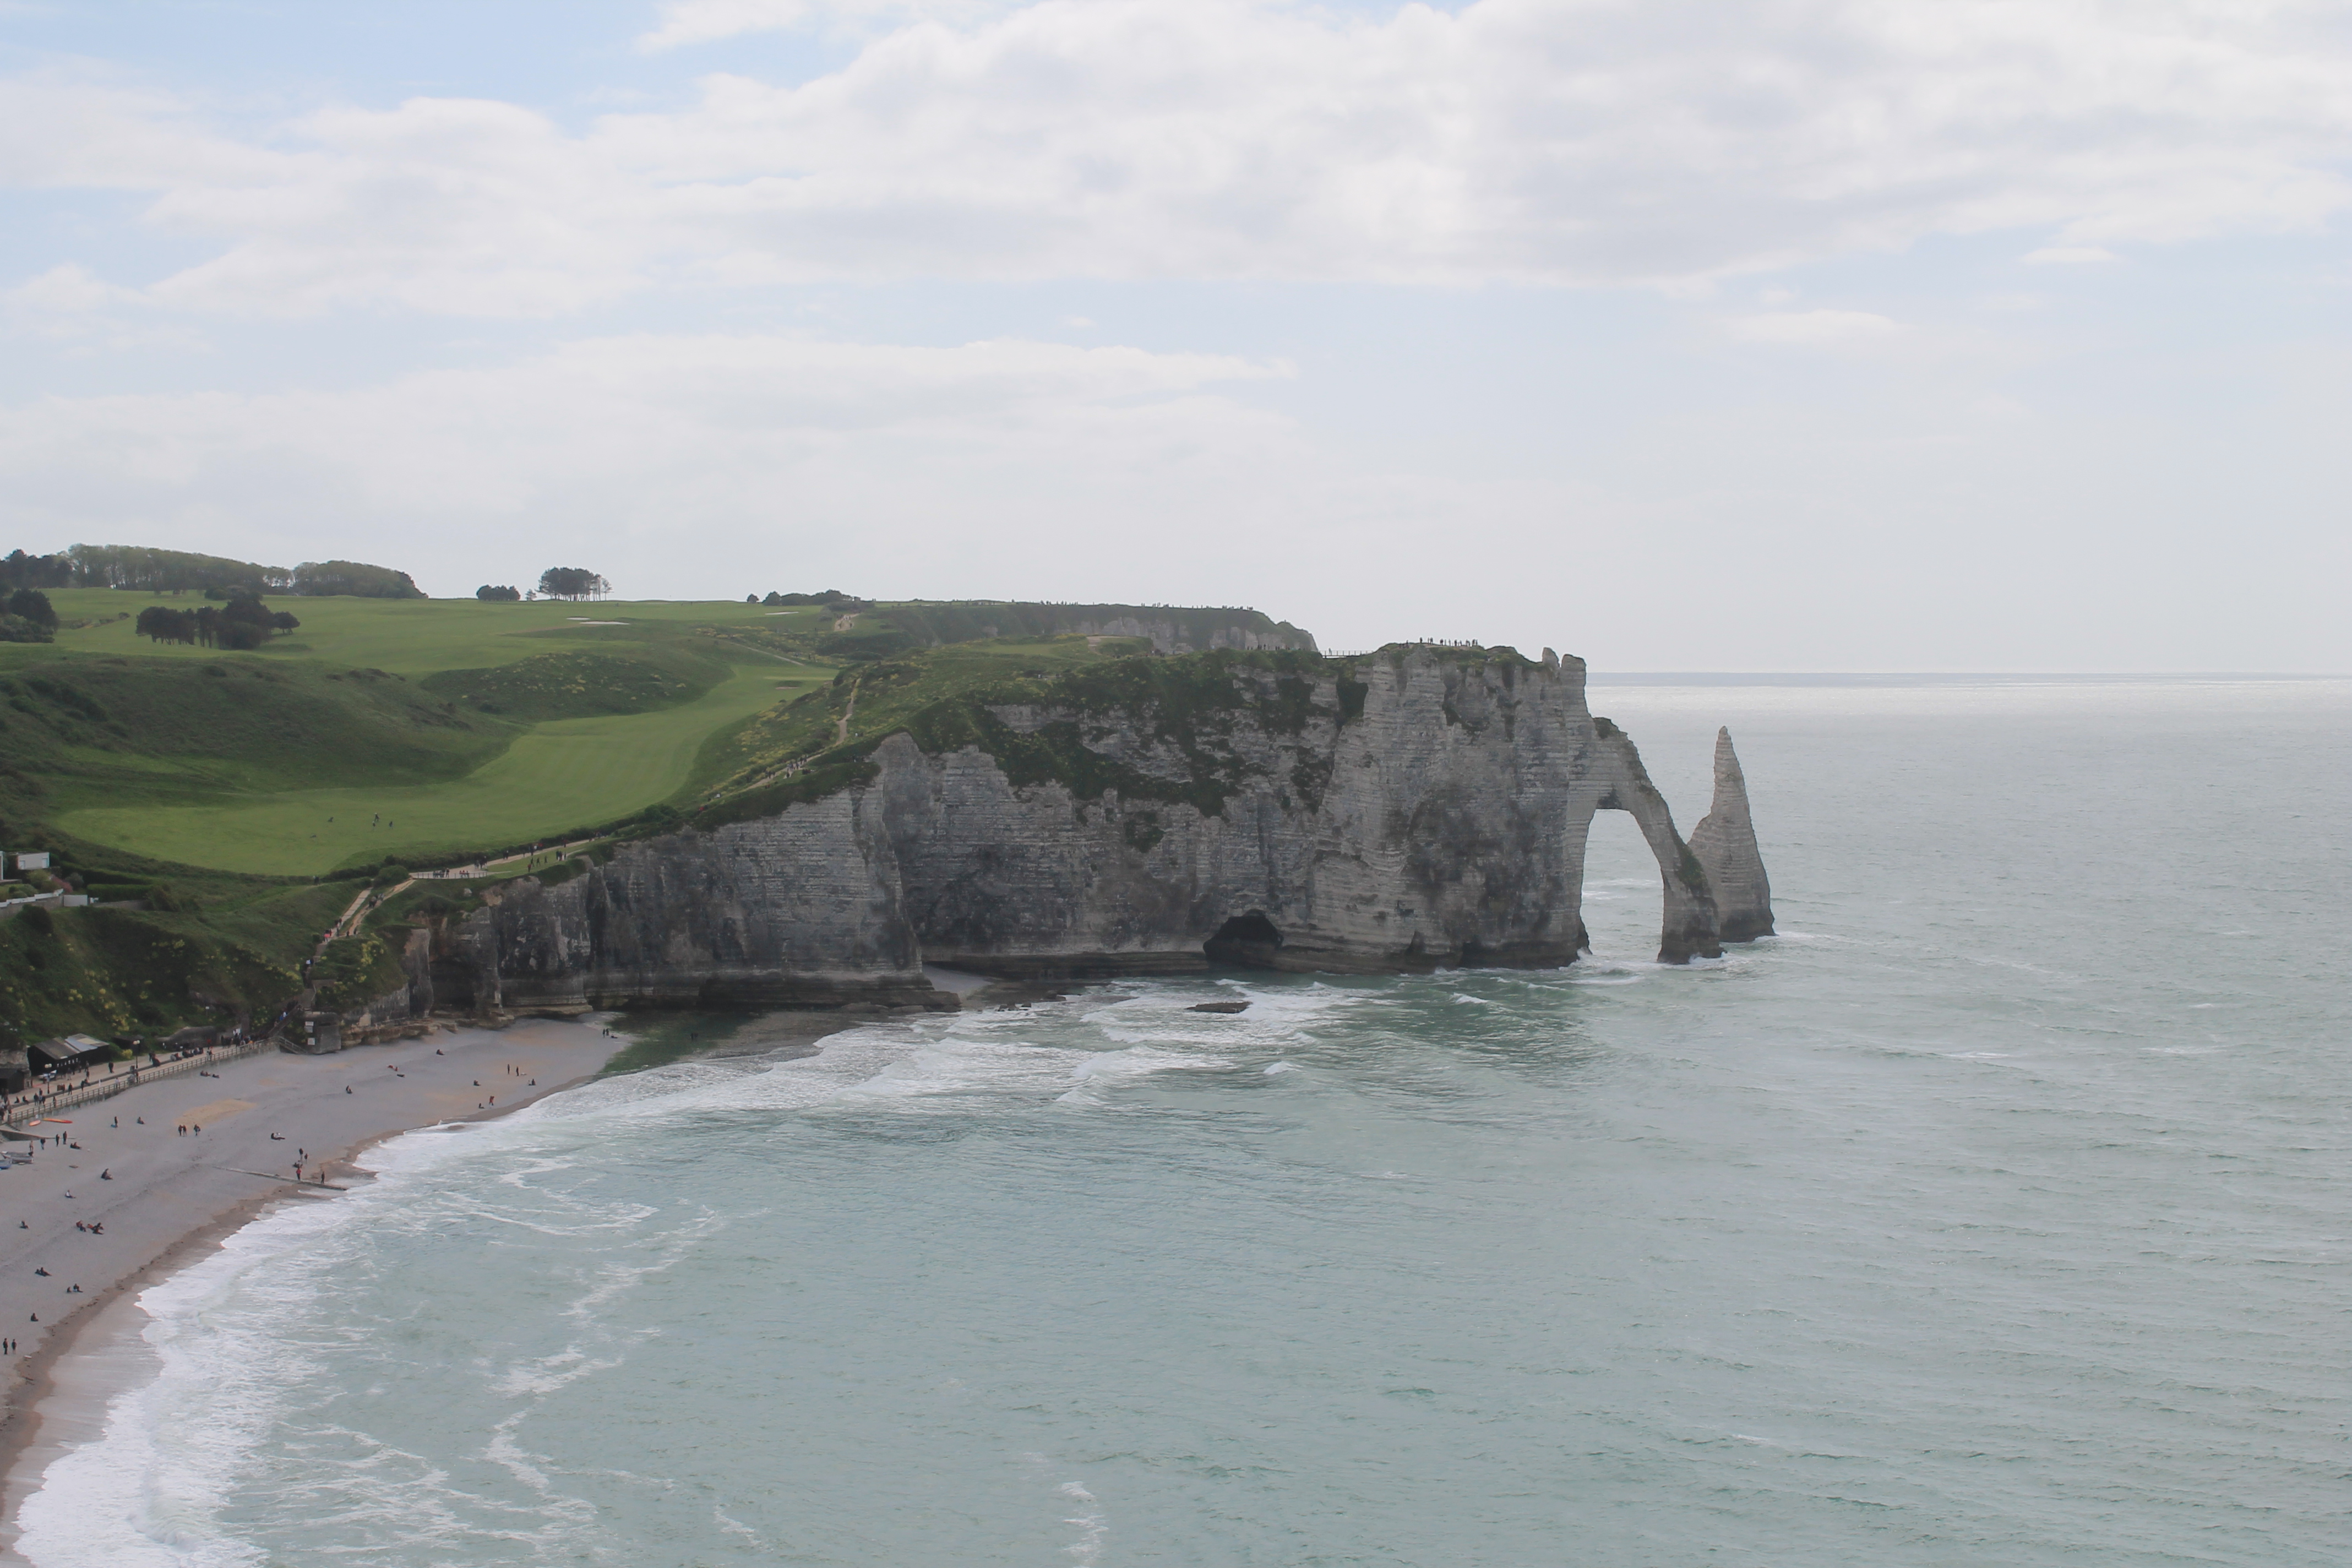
375 645 1771 1017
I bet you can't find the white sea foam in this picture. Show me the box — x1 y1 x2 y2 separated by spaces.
17 984 1272 1565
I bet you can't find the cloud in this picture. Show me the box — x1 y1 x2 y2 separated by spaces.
1726 309 1903 347
0 333 1303 596
2023 246 2121 264
3 263 205 350
4 0 2349 313
638 0 1011 50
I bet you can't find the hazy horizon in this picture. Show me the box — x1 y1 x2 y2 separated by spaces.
5 2 2348 671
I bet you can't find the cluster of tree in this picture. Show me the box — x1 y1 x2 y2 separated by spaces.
475 584 523 601
0 587 56 644
755 589 862 607
537 568 610 601
5 589 57 628
1 545 422 598
289 560 423 598
0 551 72 592
134 596 300 650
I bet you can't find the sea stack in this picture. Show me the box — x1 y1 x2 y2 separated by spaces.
1687 727 1774 943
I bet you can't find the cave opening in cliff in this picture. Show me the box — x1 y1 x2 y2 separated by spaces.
1582 809 1662 961
1205 910 1284 968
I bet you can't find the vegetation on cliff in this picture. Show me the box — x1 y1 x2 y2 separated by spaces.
2 580 1329 1042
695 638 1354 830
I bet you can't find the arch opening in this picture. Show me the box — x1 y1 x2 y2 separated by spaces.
1580 808 1665 962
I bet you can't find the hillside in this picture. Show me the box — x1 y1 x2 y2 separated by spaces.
0 587 1322 1047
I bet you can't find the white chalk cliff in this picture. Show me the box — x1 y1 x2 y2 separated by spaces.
391 646 1773 1015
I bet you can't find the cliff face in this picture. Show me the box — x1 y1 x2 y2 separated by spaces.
413 646 1767 1012
1687 727 1774 943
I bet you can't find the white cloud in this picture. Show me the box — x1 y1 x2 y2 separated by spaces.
1726 309 1903 347
638 0 1011 51
4 263 204 350
4 0 2349 313
2024 246 2121 264
0 333 1303 597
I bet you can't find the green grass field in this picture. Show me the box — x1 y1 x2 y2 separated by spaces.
9 588 832 674
0 582 1322 1044
55 663 802 874
6 591 835 874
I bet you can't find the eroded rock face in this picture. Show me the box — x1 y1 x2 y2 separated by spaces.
1687 727 1774 943
422 647 1767 1008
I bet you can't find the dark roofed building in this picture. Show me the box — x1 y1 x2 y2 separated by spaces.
30 1034 111 1074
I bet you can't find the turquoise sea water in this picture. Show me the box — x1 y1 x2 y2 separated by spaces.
17 677 2350 1567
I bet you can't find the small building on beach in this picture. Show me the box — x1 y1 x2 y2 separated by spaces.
29 1034 112 1075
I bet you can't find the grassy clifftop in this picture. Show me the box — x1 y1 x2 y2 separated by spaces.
2 587 1329 1046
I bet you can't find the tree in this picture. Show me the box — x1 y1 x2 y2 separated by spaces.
5 589 56 629
135 606 194 644
536 567 609 601
291 560 425 598
475 584 521 601
1 549 72 591
271 611 301 635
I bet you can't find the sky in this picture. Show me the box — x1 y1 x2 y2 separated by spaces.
3 1 2348 671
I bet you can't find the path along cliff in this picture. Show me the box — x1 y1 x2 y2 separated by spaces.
354 645 1773 1022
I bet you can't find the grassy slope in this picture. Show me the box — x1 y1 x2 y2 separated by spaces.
6 592 832 875
1 593 1329 1044
53 663 797 875
13 588 825 674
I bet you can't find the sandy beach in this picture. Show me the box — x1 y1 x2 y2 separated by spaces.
0 1016 617 1557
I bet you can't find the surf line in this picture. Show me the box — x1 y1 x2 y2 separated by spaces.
204 1166 350 1193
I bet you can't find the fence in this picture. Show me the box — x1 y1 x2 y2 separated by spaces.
2 1037 276 1129
0 890 91 923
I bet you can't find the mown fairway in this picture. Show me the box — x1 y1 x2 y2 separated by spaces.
10 591 835 874
55 665 803 874
9 588 832 674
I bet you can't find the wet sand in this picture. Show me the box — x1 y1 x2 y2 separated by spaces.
0 1017 616 1557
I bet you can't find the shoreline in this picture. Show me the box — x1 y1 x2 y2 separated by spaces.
0 989 1031 1558
0 1015 639 1560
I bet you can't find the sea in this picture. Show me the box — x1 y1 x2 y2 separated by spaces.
13 676 2349 1567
